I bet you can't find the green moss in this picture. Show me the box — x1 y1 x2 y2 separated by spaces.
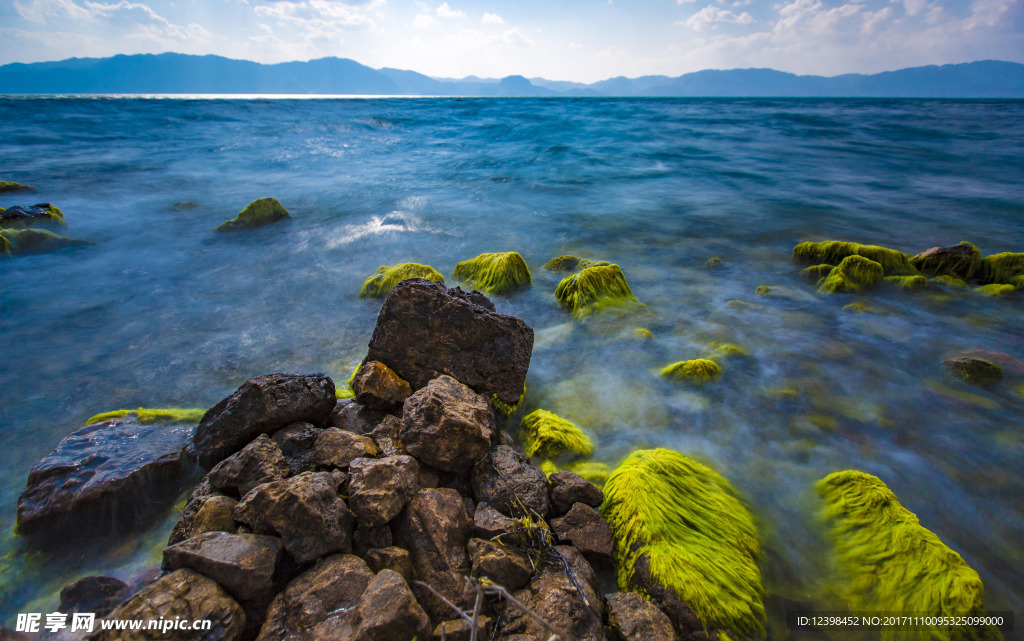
933 275 968 288
490 385 525 417
359 263 444 298
1010 275 1024 289
633 327 654 340
539 459 559 477
0 228 88 257
85 407 206 426
800 264 835 281
453 251 532 294
555 264 638 318
910 241 981 280
519 409 594 459
0 181 35 193
885 275 928 290
335 362 362 399
793 240 918 276
709 342 747 358
213 197 290 232
843 301 869 313
978 252 1024 285
602 449 764 640
974 284 1015 297
755 286 772 296
544 255 582 272
818 255 884 294
0 234 11 258
660 359 722 383
817 471 1000 641
704 257 723 269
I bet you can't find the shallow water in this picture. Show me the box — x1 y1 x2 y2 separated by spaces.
1 96 1022 631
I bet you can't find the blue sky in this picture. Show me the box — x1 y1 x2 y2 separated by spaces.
1 0 1021 81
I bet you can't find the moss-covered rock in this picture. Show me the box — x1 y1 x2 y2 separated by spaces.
633 327 654 340
884 275 928 290
704 257 723 269
800 264 835 282
660 358 722 383
213 197 290 232
84 407 207 427
0 181 35 193
0 203 66 228
793 240 918 276
978 252 1024 285
544 255 582 271
555 264 638 318
755 285 772 296
933 274 969 288
943 356 1004 386
817 470 1000 641
519 409 594 459
452 251 531 294
602 449 764 640
975 284 1015 297
0 228 89 257
817 255 884 294
359 263 444 298
910 242 982 280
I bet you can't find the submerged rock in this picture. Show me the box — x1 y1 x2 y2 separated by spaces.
519 409 594 459
213 197 290 232
0 180 35 193
818 255 884 294
942 355 1004 386
793 240 918 276
453 251 532 294
402 375 496 472
555 264 638 318
978 251 1024 285
0 203 65 228
660 358 722 383
359 262 445 298
0 228 89 257
910 242 982 280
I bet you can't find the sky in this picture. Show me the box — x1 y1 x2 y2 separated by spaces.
0 0 1021 82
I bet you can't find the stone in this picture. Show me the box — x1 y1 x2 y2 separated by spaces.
472 445 549 518
59 576 129 617
549 471 603 516
365 278 533 407
355 570 431 641
256 554 373 641
354 524 393 555
628 552 707 638
271 422 323 475
402 375 496 472
192 495 239 536
347 455 421 526
330 399 387 435
195 373 336 469
395 488 473 621
369 415 408 456
233 471 352 564
352 361 413 410
91 569 245 641
0 203 64 228
432 618 492 641
16 417 195 537
911 242 981 280
605 592 677 641
943 355 1004 386
473 503 520 539
0 181 35 193
208 435 290 498
313 428 378 470
169 477 222 545
550 503 614 560
214 197 290 232
364 547 415 586
468 538 533 591
162 531 282 607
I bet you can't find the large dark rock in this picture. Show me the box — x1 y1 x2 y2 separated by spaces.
233 471 353 564
271 422 323 475
91 569 245 641
162 532 282 608
207 434 290 498
313 428 378 470
59 576 129 617
605 592 677 641
194 373 336 469
354 570 431 641
550 502 614 560
352 361 412 410
330 399 387 435
368 414 407 456
549 471 603 516
402 375 496 472
347 455 420 526
472 445 549 518
16 417 195 537
0 203 64 228
365 279 534 407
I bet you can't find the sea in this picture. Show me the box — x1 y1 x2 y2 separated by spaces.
1 96 1022 634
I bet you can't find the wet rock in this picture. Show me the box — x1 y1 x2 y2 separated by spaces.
195 373 336 469
214 197 290 232
162 531 282 608
472 445 549 518
256 554 373 641
313 428 378 470
233 471 352 564
911 242 981 280
473 503 520 539
330 399 387 435
192 495 239 536
433 617 491 641
402 375 496 472
91 569 245 641
354 570 431 641
169 477 222 545
354 524 393 555
365 278 534 407
550 503 614 560
271 422 322 475
957 349 1024 376
0 203 65 228
352 361 413 410
208 435 290 498
0 180 35 193
368 415 407 456
364 546 415 585
347 455 421 526
549 471 603 516
468 538 533 591
629 552 706 639
395 488 473 621
16 417 195 538
943 355 1004 386
59 576 129 617
605 592 676 641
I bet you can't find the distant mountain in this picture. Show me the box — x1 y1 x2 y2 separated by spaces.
1 53 1022 97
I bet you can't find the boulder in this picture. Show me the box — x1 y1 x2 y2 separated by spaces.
16 417 195 537
604 592 677 641
271 422 323 475
0 203 65 228
359 262 445 298
452 251 532 295
162 532 282 608
472 445 549 518
347 455 421 526
192 495 239 536
549 472 603 516
364 279 533 408
473 503 520 539
169 477 222 545
352 361 412 410
354 570 431 641
0 180 35 193
213 197 290 232
194 373 336 469
943 355 1004 386
468 538 533 591
368 414 407 456
313 428 378 470
330 399 387 435
402 375 496 472
59 576 129 617
550 502 614 560
364 546 415 585
91 569 245 641
910 242 981 280
233 471 353 564
207 434 290 498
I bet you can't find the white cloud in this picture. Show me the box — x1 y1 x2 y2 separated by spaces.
677 0 700 4
481 11 503 24
412 13 437 28
685 5 754 29
436 2 465 18
253 0 383 34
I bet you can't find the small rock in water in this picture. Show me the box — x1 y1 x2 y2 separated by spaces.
943 355 1004 386
213 196 290 232
0 203 65 228
59 576 129 617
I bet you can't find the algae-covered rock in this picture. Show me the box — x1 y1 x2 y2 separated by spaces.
884 274 928 290
453 251 532 294
911 242 982 280
519 409 594 459
359 262 444 298
601 448 764 640
0 228 89 257
545 254 583 271
555 263 638 318
978 252 1024 285
213 197 290 232
800 264 834 281
943 355 1004 386
0 203 65 228
934 274 969 288
0 180 35 193
660 358 722 383
85 407 206 426
817 471 1000 641
975 283 1015 297
818 255 884 294
703 257 723 269
793 240 919 276
755 285 772 296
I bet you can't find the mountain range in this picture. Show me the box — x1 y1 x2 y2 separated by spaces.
1 53 1022 97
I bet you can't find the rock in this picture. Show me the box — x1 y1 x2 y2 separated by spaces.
233 471 353 564
330 399 387 435
162 532 282 608
256 554 373 641
453 251 532 295
359 262 446 298
432 617 491 641
214 197 290 232
401 375 496 472
271 422 323 475
473 503 520 539
472 445 549 518
550 503 614 560
16 417 195 537
943 355 1004 386
468 538 533 591
195 373 336 469
0 181 35 193
352 361 413 410
817 255 884 294
911 242 982 280
605 592 677 641
0 203 65 228
365 278 533 408
192 495 239 536
354 524 393 555
355 570 431 641
313 428 378 470
59 576 129 617
555 264 639 319
549 472 603 516
208 435 290 498
347 455 421 526
395 488 473 621
169 477 222 545
91 569 245 641
368 414 407 456
364 547 415 586
0 228 89 257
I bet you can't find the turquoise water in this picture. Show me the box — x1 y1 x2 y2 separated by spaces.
1 97 1022 630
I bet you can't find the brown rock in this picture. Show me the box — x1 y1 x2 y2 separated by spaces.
628 552 707 639
910 242 980 280
549 471 603 516
471 445 549 518
169 477 222 545
605 592 676 641
364 547 415 586
208 435 290 498
368 415 407 456
161 531 282 608
468 538 533 591
365 278 533 407
354 524 393 555
550 503 614 560
432 617 492 641
313 428 379 470
402 375 496 472
59 576 129 617
355 570 431 641
473 503 520 539
347 455 421 526
195 373 336 469
330 399 387 435
353 361 413 410
233 471 352 564
192 495 239 536
271 422 323 475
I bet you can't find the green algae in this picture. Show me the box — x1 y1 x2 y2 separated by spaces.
0 181 35 193
359 262 444 298
818 255 884 294
885 275 928 290
843 301 870 313
793 240 919 276
84 407 206 426
213 197 290 232
933 274 969 288
910 241 982 280
978 252 1024 285
974 284 1015 297
709 342 748 358
817 470 1000 641
602 449 764 640
924 380 999 410
490 385 526 417
519 409 594 459
555 264 638 318
800 264 834 281
660 358 722 383
632 327 654 340
0 228 89 257
453 251 532 294
539 459 559 477
544 255 609 272
755 285 772 296
334 362 361 399
704 257 723 269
